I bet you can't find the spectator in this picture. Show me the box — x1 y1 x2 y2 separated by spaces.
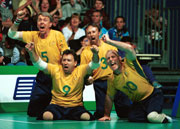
85 10 107 39
15 0 39 17
1 36 26 66
144 4 167 53
62 13 85 43
70 35 90 64
51 11 62 31
83 0 110 29
0 48 5 65
0 13 2 42
36 0 62 18
0 0 13 35
61 0 83 20
108 16 129 41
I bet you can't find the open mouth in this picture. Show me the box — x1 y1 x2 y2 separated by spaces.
63 66 69 70
110 62 117 69
91 37 96 41
40 26 45 29
39 26 45 31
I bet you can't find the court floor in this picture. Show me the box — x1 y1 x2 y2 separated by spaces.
0 110 179 129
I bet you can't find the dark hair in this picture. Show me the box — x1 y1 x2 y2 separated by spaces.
79 36 86 42
92 10 102 17
115 16 126 23
5 36 15 48
95 0 104 5
62 49 78 61
0 52 3 57
114 16 128 33
39 0 51 11
71 13 81 21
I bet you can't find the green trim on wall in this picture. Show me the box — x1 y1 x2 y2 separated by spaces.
0 102 29 113
0 102 115 113
0 102 97 113
0 66 39 75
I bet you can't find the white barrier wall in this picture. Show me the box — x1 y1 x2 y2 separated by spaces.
0 74 95 103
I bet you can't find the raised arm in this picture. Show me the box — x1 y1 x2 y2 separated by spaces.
25 43 48 73
8 10 26 41
86 45 100 74
14 0 32 16
99 94 114 121
50 0 62 18
102 34 136 60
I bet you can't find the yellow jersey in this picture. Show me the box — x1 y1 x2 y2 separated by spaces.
80 40 117 80
22 30 68 64
47 63 88 107
107 58 154 102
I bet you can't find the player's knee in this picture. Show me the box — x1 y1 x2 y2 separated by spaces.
80 112 90 121
43 111 54 120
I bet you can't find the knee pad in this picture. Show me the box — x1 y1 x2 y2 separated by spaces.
147 111 172 123
80 112 90 121
43 111 54 120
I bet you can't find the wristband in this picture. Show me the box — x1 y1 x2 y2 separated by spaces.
89 61 101 70
14 18 22 25
32 58 47 70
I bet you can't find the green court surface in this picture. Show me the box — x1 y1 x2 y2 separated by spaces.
0 110 179 129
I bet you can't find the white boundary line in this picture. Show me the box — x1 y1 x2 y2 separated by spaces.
0 118 125 125
0 118 177 125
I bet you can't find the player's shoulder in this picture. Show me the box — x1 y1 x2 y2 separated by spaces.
51 30 64 35
101 40 117 50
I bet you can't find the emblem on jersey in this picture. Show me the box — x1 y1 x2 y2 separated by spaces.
49 41 56 46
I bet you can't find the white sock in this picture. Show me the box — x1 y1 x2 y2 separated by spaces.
147 111 172 123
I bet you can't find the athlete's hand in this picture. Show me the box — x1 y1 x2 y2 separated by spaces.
25 42 35 54
17 9 27 19
102 34 110 43
91 45 99 54
98 116 111 121
87 76 94 84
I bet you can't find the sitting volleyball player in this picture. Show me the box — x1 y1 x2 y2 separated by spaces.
26 42 100 120
99 34 172 123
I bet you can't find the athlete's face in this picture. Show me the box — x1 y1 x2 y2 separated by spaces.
62 54 77 74
37 15 52 35
106 51 121 72
86 26 100 45
116 18 125 30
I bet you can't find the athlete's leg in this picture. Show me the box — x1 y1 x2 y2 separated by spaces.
114 90 132 118
93 80 107 119
27 71 52 117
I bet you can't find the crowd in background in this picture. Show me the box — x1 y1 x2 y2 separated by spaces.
0 0 111 66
